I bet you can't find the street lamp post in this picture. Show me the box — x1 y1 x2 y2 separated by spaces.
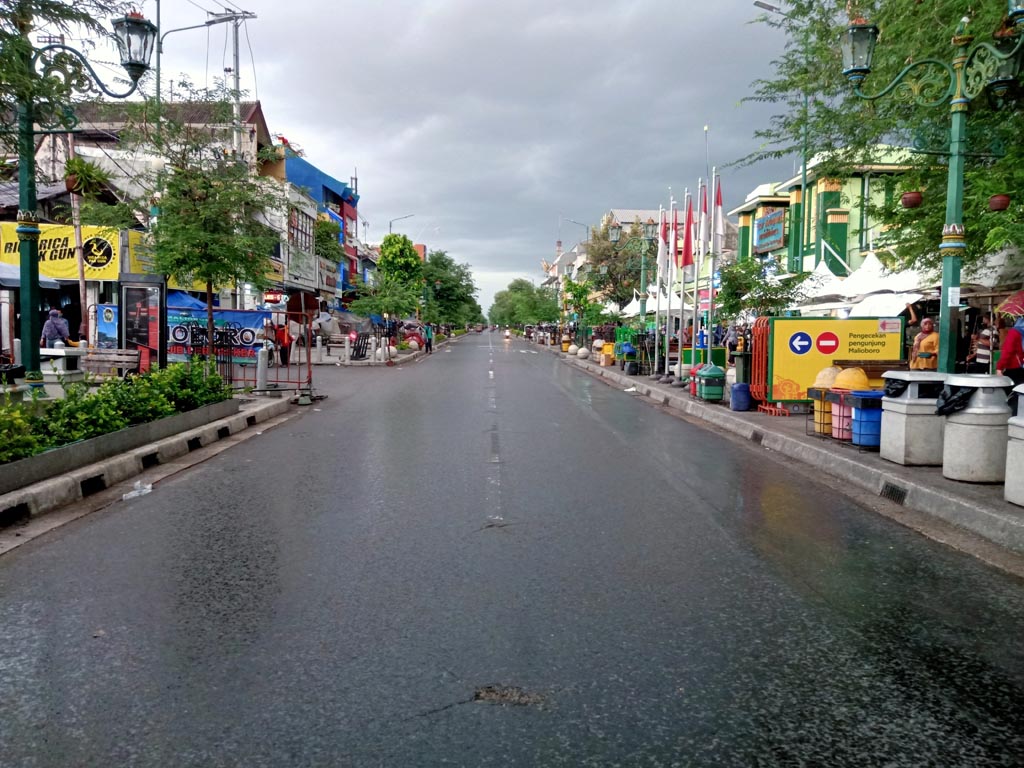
16 10 156 374
840 5 1024 373
389 214 415 234
609 218 658 321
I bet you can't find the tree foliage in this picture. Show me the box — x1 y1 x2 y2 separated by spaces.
0 1 130 154
587 219 650 309
346 272 421 321
377 233 422 285
422 249 479 325
314 218 345 264
717 256 808 320
488 279 559 326
743 0 1023 275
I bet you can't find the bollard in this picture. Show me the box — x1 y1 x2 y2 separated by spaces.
344 336 351 363
316 334 323 363
13 337 21 366
256 347 269 390
370 336 378 365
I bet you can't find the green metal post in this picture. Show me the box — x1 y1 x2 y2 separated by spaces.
937 42 970 374
17 46 41 373
638 242 648 321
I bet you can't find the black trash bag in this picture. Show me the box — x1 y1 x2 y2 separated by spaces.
0 364 25 384
884 379 909 398
935 386 973 416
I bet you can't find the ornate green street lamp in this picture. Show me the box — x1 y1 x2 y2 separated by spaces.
609 217 658 321
841 5 1024 373
16 9 156 373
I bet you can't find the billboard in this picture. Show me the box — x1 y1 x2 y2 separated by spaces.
754 209 786 254
767 317 905 401
0 223 133 281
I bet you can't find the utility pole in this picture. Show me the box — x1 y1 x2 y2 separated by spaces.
206 9 256 156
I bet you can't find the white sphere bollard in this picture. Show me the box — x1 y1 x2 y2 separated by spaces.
577 348 590 360
408 340 420 351
389 345 398 358
567 344 579 355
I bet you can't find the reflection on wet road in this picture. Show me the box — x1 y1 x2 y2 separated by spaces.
1 333 1022 766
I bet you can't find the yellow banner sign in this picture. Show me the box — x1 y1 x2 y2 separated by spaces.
0 223 126 281
768 317 905 401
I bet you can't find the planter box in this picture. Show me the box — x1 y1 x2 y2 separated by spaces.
0 398 239 496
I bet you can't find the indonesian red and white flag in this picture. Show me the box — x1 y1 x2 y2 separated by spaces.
681 196 695 268
655 208 668 284
713 177 725 255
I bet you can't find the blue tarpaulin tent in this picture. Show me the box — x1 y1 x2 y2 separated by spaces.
167 290 208 310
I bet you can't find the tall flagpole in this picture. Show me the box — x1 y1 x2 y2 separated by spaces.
663 194 675 376
692 177 703 370
709 167 718 364
651 205 664 378
674 189 690 386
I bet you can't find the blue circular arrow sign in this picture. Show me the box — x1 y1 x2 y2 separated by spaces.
788 331 812 355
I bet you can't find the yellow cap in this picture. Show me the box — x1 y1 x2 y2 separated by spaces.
834 367 870 390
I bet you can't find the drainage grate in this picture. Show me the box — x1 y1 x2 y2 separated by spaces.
187 437 203 452
880 482 908 506
750 430 764 445
217 426 231 440
0 502 30 529
80 475 106 497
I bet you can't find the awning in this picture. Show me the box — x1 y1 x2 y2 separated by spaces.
848 292 922 318
0 262 61 289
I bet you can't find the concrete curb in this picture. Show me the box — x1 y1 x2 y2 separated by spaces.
551 348 1024 555
0 397 292 525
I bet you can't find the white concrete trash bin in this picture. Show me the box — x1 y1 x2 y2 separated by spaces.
1005 384 1024 506
880 370 947 466
941 374 1013 483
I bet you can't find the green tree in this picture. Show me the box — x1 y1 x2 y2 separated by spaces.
422 249 479 325
587 219 649 309
315 218 345 263
0 1 126 154
377 233 423 285
488 279 558 326
716 256 808 320
347 272 421 323
743 0 1022 276
95 90 286 362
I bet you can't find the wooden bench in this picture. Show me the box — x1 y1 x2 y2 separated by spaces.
81 348 141 380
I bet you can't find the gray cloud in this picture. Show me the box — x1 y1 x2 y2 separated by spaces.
147 0 796 309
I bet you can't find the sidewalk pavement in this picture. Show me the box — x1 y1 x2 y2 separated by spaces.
542 344 1024 557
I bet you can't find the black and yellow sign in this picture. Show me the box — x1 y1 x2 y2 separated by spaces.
0 223 125 280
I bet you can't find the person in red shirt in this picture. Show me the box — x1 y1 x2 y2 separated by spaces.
997 316 1024 385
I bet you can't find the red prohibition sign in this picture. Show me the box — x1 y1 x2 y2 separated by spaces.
816 331 840 354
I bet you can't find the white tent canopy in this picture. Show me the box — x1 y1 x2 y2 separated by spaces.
848 292 923 318
802 260 846 300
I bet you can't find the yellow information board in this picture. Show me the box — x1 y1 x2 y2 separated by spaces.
0 223 130 280
768 317 904 401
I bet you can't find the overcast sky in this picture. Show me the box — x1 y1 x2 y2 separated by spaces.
135 0 796 311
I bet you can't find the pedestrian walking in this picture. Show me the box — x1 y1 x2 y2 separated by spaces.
40 308 70 348
424 323 434 354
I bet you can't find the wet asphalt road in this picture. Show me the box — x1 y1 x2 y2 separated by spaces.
2 332 1024 767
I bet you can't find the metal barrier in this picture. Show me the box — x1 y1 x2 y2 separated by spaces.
171 308 313 394
750 316 771 403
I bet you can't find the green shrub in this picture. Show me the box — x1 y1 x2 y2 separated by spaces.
147 361 231 412
101 375 176 426
38 383 129 448
0 400 44 463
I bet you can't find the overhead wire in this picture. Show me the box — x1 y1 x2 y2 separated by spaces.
243 19 258 101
